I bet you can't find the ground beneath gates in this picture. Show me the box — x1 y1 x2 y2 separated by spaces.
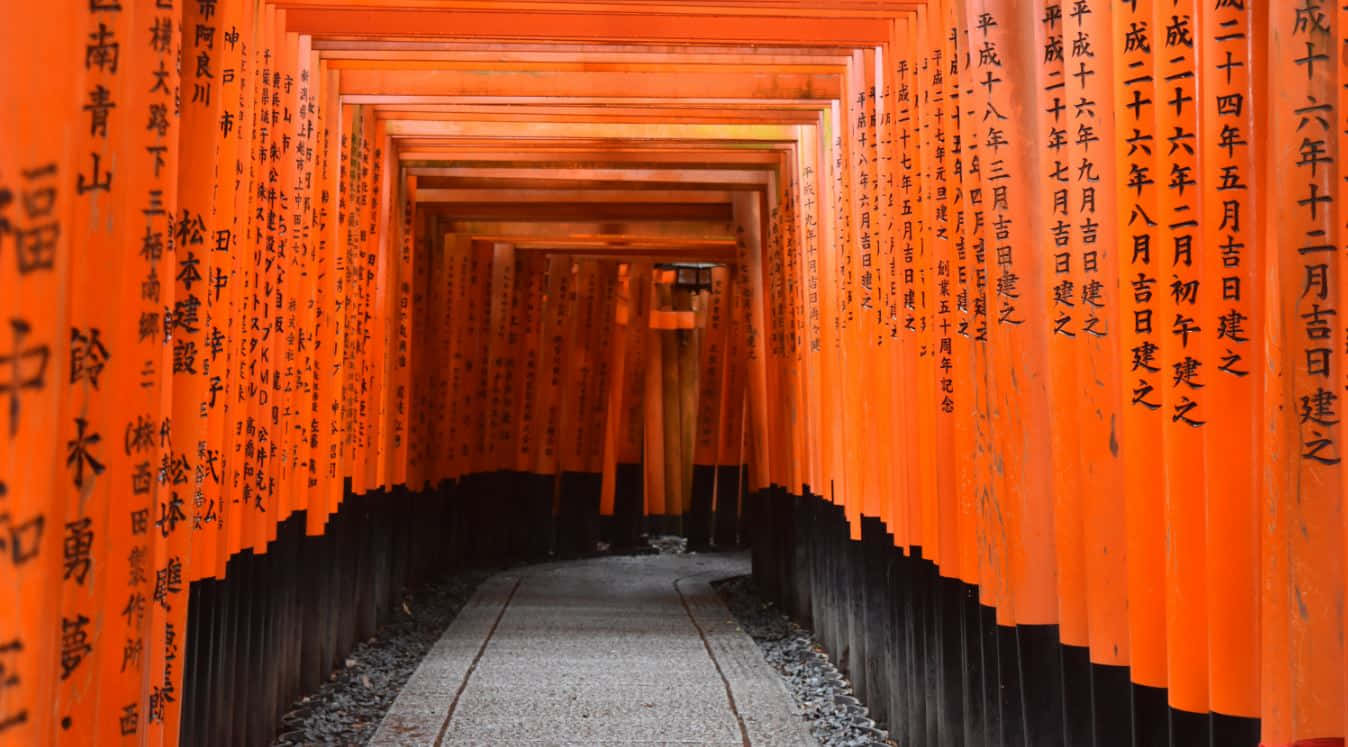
374 553 814 745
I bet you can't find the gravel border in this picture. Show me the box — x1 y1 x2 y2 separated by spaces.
271 537 674 744
714 575 896 747
272 568 492 745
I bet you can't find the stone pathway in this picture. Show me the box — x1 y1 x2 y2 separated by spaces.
374 552 814 746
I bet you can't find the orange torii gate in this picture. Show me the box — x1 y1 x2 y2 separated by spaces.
2 2 1345 746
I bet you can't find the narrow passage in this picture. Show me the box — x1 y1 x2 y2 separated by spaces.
375 554 812 746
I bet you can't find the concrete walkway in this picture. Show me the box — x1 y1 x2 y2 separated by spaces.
373 552 814 746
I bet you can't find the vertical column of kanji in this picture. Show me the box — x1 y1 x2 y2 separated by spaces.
493 241 512 477
258 7 283 526
277 23 311 517
221 0 257 562
767 167 792 497
176 0 224 586
412 202 430 488
816 107 843 509
334 102 353 495
1336 3 1348 730
389 172 413 489
339 103 365 495
55 0 132 740
591 265 619 491
790 130 819 504
977 0 1059 717
0 3 77 744
88 0 180 742
951 1 986 601
311 60 344 529
513 253 541 486
756 173 778 497
443 234 469 484
1066 0 1132 732
484 242 515 477
254 4 282 540
874 28 899 541
833 64 859 529
870 43 896 537
362 114 388 494
378 146 403 491
505 245 529 480
692 265 727 497
771 160 791 501
733 190 770 496
440 219 456 486
427 215 446 488
705 267 732 514
599 265 625 508
240 4 272 547
268 18 293 523
464 239 490 483
911 2 940 559
206 0 246 576
150 0 193 735
415 209 437 488
345 107 369 492
890 17 919 553
532 255 566 507
297 47 321 518
424 216 448 488
405 205 424 491
287 36 319 518
1154 0 1210 730
599 259 627 517
1261 1 1344 743
851 50 879 524
403 186 420 491
251 4 276 545
786 155 809 502
787 161 806 501
318 60 339 518
358 112 380 493
936 0 961 576
1198 0 1260 734
438 218 453 487
1110 0 1167 728
274 11 299 532
384 168 407 488
408 203 429 491
417 202 438 489
467 241 495 483
777 160 804 500
559 259 589 484
952 0 998 628
1036 0 1090 667
434 229 455 483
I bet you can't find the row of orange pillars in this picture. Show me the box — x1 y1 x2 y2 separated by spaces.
3 1 1347 745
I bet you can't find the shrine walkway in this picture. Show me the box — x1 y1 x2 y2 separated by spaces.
373 552 811 746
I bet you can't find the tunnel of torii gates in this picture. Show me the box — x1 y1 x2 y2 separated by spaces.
5 0 1348 745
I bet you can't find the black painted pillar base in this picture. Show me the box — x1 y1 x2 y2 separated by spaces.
181 480 565 746
557 471 602 557
607 462 644 550
712 465 742 547
522 472 555 561
686 464 716 550
747 492 1262 747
